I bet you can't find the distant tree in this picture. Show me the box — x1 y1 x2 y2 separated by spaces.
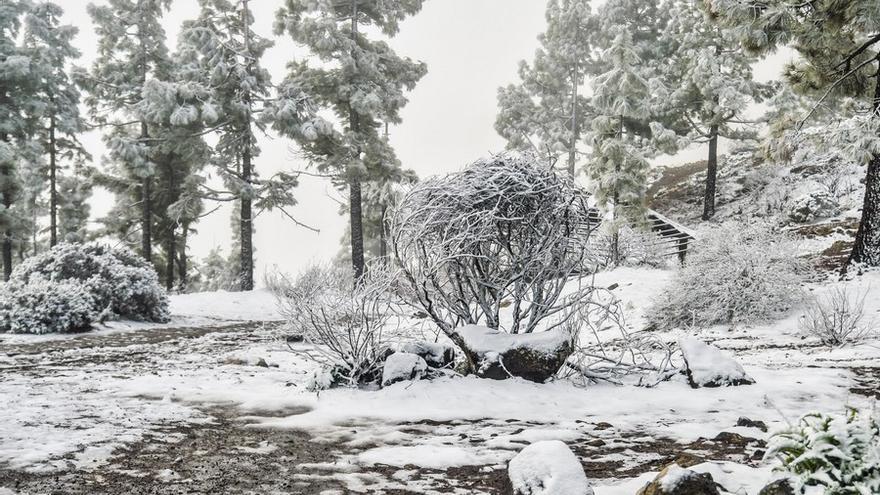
21 1 90 246
662 0 771 220
588 28 673 264
706 0 880 269
495 0 597 177
80 0 173 263
56 160 93 242
178 0 306 291
0 0 35 280
273 0 427 281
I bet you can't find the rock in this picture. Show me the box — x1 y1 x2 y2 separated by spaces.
636 464 720 495
381 352 428 387
507 440 592 495
736 417 768 432
457 325 574 382
679 338 755 388
401 341 456 369
758 479 796 495
712 432 761 447
789 190 839 223
254 358 269 368
286 334 305 344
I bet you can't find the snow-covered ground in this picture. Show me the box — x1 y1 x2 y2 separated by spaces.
1 267 878 493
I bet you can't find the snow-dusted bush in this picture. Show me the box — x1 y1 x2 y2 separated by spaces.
9 242 170 322
0 280 95 334
800 287 876 347
766 408 880 494
269 263 398 388
649 221 808 329
390 153 596 347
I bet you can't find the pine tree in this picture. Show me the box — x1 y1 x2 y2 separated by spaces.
80 0 172 263
22 1 90 247
707 0 880 269
662 0 770 220
588 28 675 264
496 0 596 177
273 0 427 281
178 0 302 291
56 160 93 242
0 0 35 280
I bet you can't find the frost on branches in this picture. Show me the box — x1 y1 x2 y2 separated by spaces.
8 242 170 325
649 221 808 329
390 153 597 375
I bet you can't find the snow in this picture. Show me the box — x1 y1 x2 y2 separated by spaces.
658 464 695 491
358 445 504 470
458 324 571 355
381 352 428 387
679 337 755 387
507 440 592 495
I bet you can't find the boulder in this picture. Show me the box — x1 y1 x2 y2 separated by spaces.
381 352 428 387
789 190 839 223
458 325 574 382
507 440 592 495
758 479 796 495
401 341 456 369
636 464 720 495
679 338 755 388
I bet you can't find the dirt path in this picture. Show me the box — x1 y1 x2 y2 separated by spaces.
1 322 874 494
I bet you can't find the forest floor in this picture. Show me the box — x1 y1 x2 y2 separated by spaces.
1 269 879 494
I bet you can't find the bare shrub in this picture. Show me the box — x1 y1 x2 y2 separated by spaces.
268 263 400 387
649 221 809 329
800 286 876 346
389 153 597 356
562 289 678 386
590 225 671 268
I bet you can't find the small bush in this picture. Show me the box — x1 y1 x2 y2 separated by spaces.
766 408 880 494
800 287 876 347
268 263 397 388
9 242 170 323
0 280 95 334
649 221 808 329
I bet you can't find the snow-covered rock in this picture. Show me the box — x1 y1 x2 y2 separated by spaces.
401 341 456 368
381 352 428 387
458 325 573 382
757 479 796 495
507 440 592 495
636 464 720 495
788 190 839 223
679 338 755 388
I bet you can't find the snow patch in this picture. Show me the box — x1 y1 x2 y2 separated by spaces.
508 440 592 495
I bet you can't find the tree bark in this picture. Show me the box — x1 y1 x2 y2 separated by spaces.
49 110 58 246
1 131 12 281
847 67 880 269
239 0 255 291
349 0 366 281
379 203 388 265
165 227 176 291
702 124 719 221
177 222 188 291
137 1 152 263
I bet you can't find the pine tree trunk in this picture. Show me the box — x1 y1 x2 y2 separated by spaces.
239 0 255 291
177 223 188 291
165 227 176 291
702 125 719 221
49 112 58 246
379 203 388 265
1 131 12 281
140 120 152 262
847 69 880 269
240 147 254 291
349 0 366 281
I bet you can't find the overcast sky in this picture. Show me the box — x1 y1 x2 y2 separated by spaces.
60 0 790 284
